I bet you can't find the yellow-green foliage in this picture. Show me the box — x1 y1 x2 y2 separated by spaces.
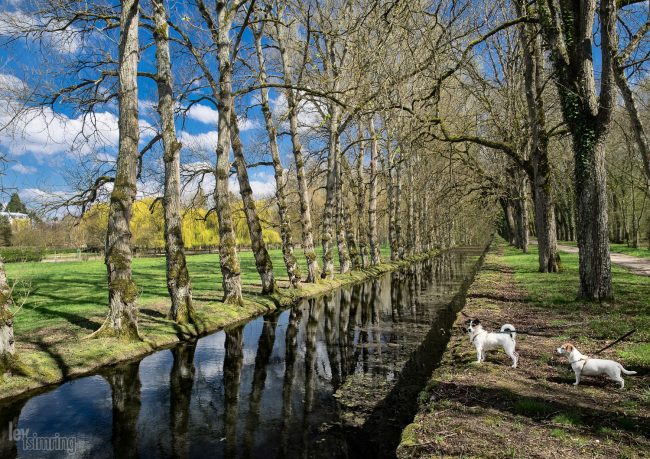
181 207 220 249
79 199 282 250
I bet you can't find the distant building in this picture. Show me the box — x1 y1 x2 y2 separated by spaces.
0 203 29 222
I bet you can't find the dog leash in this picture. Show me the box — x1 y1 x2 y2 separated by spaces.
591 329 636 355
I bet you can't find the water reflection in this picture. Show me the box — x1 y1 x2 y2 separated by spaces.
105 361 141 459
0 249 480 459
170 342 196 459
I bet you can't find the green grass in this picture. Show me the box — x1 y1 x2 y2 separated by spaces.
501 244 650 367
552 412 583 426
512 398 553 417
559 240 650 260
609 243 650 259
6 245 392 335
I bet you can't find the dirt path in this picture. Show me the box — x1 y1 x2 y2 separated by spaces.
397 247 650 458
558 243 650 276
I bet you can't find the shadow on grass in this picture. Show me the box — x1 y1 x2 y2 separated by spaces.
422 381 650 436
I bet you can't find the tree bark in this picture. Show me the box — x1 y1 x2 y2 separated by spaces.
335 162 351 273
387 166 398 261
213 0 243 304
395 159 404 258
253 22 300 287
614 60 650 187
94 0 141 340
356 133 368 268
321 106 341 278
367 121 380 265
275 22 319 283
517 14 559 272
406 156 415 257
537 0 616 299
0 259 15 366
153 0 195 324
339 162 357 271
230 111 277 294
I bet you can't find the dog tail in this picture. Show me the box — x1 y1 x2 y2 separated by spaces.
620 365 637 375
500 324 516 340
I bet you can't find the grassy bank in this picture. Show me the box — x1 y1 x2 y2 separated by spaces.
0 245 429 402
398 241 650 458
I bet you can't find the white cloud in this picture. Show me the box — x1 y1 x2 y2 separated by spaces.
185 103 260 131
0 75 155 159
228 171 275 199
269 93 323 133
0 11 82 54
179 130 218 153
0 107 153 158
9 163 36 174
19 187 73 206
186 104 219 124
238 117 260 131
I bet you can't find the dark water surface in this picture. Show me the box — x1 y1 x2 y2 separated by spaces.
0 248 484 458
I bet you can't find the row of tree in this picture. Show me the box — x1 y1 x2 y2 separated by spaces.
0 0 648 362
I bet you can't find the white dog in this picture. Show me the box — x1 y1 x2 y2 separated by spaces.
465 319 518 368
556 343 637 388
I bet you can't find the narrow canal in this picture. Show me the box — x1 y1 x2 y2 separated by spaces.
0 247 485 458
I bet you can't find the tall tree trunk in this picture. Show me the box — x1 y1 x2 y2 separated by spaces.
230 111 277 294
355 137 367 268
517 14 559 271
395 159 404 258
275 23 319 283
335 161 351 273
340 162 358 270
537 0 616 300
387 166 398 261
367 121 380 265
93 0 141 340
0 260 15 367
213 1 243 304
253 22 300 287
512 171 529 253
321 106 340 278
406 156 415 257
614 62 650 187
153 0 195 324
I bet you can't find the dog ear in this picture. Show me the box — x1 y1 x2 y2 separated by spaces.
473 319 481 325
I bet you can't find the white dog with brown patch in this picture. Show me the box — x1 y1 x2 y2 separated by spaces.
465 319 518 368
556 343 637 388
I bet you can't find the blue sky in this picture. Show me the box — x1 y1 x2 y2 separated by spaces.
0 1 323 212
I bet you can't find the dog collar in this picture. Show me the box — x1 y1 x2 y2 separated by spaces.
470 330 487 344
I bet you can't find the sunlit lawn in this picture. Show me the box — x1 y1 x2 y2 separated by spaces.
5 245 391 336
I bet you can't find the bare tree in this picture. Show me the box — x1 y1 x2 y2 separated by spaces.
91 0 141 339
536 0 619 299
152 0 196 324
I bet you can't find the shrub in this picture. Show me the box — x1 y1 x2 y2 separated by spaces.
0 247 45 263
